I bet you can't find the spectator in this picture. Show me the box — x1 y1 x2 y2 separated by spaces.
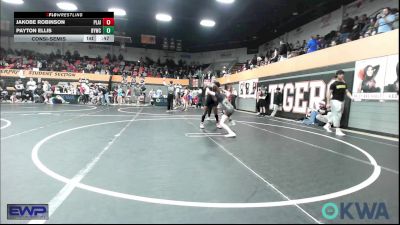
156 87 162 98
302 101 329 125
0 78 8 102
251 55 257 68
317 36 326 49
80 81 90 104
330 40 338 47
294 40 301 50
288 43 294 52
269 48 279 63
351 14 368 39
117 85 123 105
14 80 25 102
315 101 331 126
301 40 307 49
339 15 355 43
34 84 44 103
257 55 262 66
256 88 261 115
306 36 318 53
26 77 37 101
278 40 288 61
148 89 155 105
270 88 283 117
375 7 396 34
392 8 399 29
361 17 377 37
99 85 110 106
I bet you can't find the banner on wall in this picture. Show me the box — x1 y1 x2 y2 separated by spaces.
141 34 156 45
0 69 90 80
0 69 189 85
258 68 354 126
162 37 169 50
169 38 176 51
352 54 399 101
239 79 258 98
176 40 182 52
220 52 233 58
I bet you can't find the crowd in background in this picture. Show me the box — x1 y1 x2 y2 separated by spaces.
0 6 398 106
0 77 112 105
0 75 243 112
238 7 399 73
1 8 397 79
0 48 209 79
0 76 209 108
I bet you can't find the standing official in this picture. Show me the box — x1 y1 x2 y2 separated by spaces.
163 79 175 112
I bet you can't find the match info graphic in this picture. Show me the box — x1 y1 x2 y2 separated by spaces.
352 54 399 101
14 12 114 43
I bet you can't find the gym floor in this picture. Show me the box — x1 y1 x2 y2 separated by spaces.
1 104 398 224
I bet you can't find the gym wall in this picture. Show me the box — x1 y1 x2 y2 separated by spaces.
219 30 399 136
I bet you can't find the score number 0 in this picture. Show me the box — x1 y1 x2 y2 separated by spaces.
103 18 114 26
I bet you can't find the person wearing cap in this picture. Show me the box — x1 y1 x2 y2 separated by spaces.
325 70 354 136
270 87 283 117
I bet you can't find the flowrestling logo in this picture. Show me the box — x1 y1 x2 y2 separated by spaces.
321 202 389 220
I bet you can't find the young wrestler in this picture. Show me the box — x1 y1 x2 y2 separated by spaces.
205 82 236 138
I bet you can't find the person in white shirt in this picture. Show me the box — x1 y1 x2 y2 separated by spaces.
86 64 93 71
81 82 90 104
26 78 37 101
148 89 155 105
42 81 51 103
257 56 262 66
26 78 37 91
156 88 163 98
231 88 238 109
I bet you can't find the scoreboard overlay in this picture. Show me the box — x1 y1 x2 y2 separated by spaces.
14 12 114 42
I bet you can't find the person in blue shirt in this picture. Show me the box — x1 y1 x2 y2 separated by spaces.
375 7 396 33
306 35 318 53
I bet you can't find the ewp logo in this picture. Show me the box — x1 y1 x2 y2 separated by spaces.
321 202 389 220
7 204 48 220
